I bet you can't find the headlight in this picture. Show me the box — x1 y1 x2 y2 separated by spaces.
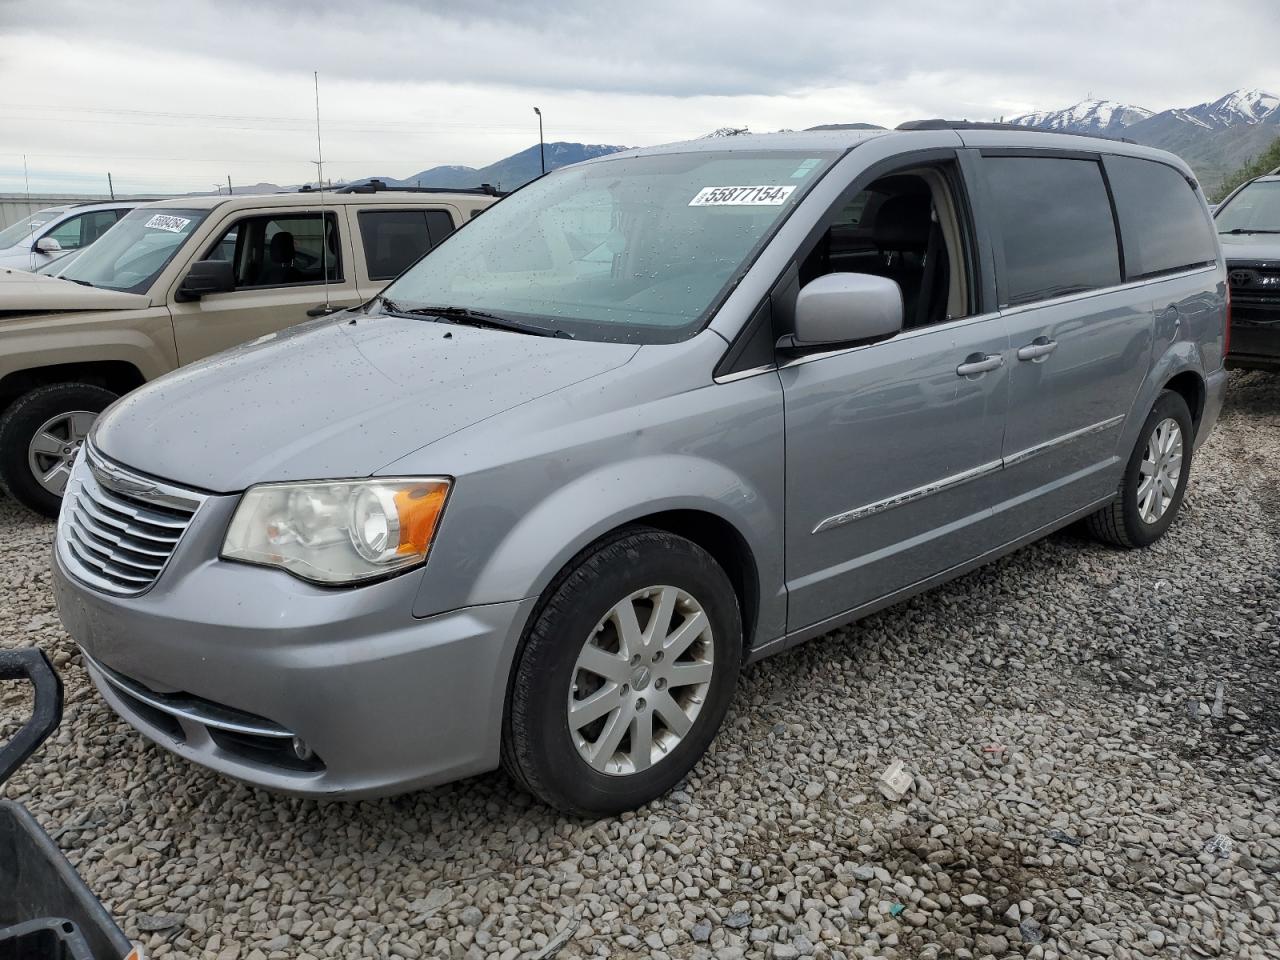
222 478 451 585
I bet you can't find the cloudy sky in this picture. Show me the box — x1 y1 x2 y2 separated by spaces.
1 0 1278 194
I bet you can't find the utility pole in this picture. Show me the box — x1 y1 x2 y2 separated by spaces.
227 174 233 196
107 172 115 199
534 106 545 175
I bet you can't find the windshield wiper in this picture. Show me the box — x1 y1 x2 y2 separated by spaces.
1220 228 1280 235
378 298 572 338
63 277 95 287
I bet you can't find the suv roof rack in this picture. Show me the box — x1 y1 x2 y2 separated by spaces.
896 119 1133 144
1268 165 1280 176
297 179 505 197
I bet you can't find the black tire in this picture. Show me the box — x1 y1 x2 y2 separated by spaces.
1086 390 1193 548
502 527 742 816
0 383 118 518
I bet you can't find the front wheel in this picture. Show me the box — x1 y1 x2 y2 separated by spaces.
0 383 118 518
502 528 742 816
1086 390 1193 548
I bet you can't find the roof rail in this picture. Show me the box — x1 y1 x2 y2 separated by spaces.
303 178 505 197
1269 165 1280 176
896 119 1133 143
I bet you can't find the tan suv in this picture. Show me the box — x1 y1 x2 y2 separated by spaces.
0 185 498 515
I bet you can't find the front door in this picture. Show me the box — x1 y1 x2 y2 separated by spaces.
168 207 364 364
977 153 1153 534
780 157 1009 632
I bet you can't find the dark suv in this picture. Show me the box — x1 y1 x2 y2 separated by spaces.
1215 167 1280 370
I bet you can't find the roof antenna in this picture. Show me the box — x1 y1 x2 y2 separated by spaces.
313 70 331 313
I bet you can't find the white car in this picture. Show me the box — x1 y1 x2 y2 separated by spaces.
0 201 144 272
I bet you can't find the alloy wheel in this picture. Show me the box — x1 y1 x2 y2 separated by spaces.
1137 417 1183 524
27 410 95 497
567 585 715 776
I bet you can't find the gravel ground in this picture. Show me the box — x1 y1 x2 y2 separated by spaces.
2 370 1278 960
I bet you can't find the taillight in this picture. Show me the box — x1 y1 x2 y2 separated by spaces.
1224 284 1232 360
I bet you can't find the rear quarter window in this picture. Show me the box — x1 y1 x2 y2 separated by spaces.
1104 155 1217 279
983 155 1122 307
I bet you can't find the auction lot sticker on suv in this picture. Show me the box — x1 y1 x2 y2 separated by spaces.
689 185 796 206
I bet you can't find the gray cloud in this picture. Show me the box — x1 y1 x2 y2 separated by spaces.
6 0 1278 104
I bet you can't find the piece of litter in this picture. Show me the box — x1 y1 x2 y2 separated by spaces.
982 743 1007 754
1046 828 1084 847
877 760 914 801
1211 682 1225 720
1019 919 1044 944
1203 834 1234 859
889 903 904 917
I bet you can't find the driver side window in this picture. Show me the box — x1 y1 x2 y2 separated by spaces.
798 163 974 330
204 212 343 289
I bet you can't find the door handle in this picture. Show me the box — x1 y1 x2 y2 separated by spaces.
956 353 1005 377
306 304 342 318
1016 337 1058 362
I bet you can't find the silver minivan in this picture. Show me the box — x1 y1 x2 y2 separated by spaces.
53 125 1228 814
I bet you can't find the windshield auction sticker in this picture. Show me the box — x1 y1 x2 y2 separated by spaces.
689 185 796 206
144 214 192 233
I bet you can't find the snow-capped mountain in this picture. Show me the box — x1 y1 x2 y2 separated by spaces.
1183 88 1280 129
1009 99 1153 134
1009 89 1280 191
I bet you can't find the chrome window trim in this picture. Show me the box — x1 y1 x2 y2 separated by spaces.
999 264 1218 317
778 310 1004 371
81 648 292 739
713 363 778 384
769 264 1220 375
812 414 1126 534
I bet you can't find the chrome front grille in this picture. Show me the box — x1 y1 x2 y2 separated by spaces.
57 445 205 596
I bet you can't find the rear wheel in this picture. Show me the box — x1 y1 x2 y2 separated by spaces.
0 383 118 518
502 527 742 815
1086 390 1193 548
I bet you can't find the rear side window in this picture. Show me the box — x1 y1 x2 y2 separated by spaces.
358 209 456 281
1105 156 1216 279
983 156 1121 306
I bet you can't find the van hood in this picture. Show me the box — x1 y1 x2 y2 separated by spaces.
0 268 151 313
92 311 639 492
1219 233 1280 263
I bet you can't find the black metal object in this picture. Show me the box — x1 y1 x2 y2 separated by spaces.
0 650 61 785
0 649 135 960
308 179 504 197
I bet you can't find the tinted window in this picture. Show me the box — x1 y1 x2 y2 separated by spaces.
357 209 455 281
984 156 1121 306
206 212 341 288
1106 156 1216 278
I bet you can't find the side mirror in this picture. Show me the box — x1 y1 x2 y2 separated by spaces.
790 273 904 349
177 260 235 301
34 237 62 254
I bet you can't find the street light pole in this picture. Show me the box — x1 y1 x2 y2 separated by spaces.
534 106 545 175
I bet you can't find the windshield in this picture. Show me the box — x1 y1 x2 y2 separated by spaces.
56 208 208 293
0 209 62 250
1215 180 1280 233
381 150 839 343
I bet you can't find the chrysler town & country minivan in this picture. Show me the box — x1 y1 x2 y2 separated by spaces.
53 125 1228 814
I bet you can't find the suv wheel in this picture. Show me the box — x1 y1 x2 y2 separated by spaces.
1086 390 1193 548
0 383 118 518
502 527 742 815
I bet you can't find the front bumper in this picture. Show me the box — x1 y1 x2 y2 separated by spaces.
1227 264 1280 371
53 531 535 799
